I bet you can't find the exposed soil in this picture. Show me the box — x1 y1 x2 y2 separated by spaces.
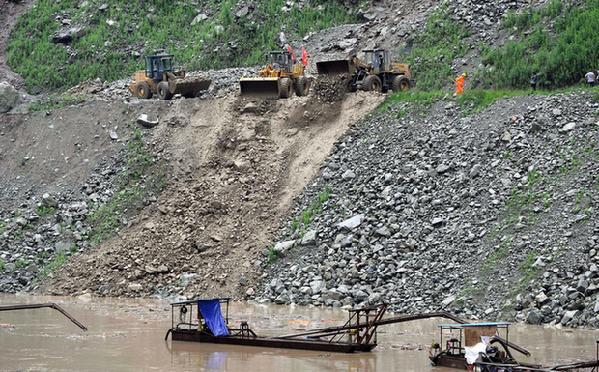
41 92 383 298
0 100 167 211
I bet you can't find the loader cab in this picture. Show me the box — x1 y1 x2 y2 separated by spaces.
145 54 175 82
363 49 391 73
268 51 293 72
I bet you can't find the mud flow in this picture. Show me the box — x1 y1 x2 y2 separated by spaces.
1 295 597 372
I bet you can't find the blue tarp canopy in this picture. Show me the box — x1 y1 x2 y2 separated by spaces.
198 300 229 337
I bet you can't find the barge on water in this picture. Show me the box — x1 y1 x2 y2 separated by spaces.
165 298 465 354
429 322 599 372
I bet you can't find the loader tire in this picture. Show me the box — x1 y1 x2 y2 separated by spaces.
279 78 293 99
392 75 411 92
294 77 310 97
363 75 382 92
137 82 152 99
157 82 173 100
346 79 357 93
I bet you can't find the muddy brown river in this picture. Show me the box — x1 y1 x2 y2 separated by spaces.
0 295 597 371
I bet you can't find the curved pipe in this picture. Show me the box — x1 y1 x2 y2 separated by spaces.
0 303 87 331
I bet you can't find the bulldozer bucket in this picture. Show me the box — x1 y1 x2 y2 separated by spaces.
170 78 212 98
316 60 354 75
239 77 280 98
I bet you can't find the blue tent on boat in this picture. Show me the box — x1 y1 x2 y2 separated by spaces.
198 299 229 337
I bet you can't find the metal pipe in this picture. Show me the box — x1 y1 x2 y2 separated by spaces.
0 303 87 331
490 335 530 357
275 311 465 339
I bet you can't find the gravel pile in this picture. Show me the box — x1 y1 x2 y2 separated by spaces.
313 75 348 103
0 157 125 292
260 92 599 328
68 67 258 102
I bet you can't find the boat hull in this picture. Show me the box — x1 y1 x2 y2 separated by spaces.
171 329 376 353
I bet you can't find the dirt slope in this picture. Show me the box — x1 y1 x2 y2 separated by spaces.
0 101 154 210
44 93 383 298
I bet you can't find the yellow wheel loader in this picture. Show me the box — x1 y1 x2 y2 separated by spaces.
316 49 413 93
240 51 311 99
128 53 211 100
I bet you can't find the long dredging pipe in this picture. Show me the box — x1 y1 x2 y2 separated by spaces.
276 311 466 339
0 303 88 331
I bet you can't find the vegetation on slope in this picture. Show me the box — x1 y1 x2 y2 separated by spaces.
398 0 598 92
480 0 599 89
88 127 166 245
7 0 354 92
400 7 470 91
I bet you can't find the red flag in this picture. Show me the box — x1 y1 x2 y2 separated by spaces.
301 46 308 66
287 45 297 63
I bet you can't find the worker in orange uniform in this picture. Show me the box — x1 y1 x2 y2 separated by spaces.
455 72 467 96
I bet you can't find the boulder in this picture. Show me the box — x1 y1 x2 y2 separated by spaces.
137 114 159 128
526 309 543 325
273 240 295 254
0 82 19 113
336 214 364 231
51 26 86 44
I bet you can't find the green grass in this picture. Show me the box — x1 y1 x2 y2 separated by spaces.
8 1 355 92
88 127 166 244
503 0 563 30
379 90 446 112
28 94 86 112
290 185 332 235
381 85 598 116
14 258 28 270
481 0 599 89
0 221 5 236
480 238 512 275
37 251 67 279
400 6 470 90
36 250 49 261
267 246 278 265
36 204 56 217
513 250 541 293
457 89 529 114
506 170 544 212
0 259 5 272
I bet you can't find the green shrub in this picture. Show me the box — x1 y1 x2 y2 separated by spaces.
36 204 56 217
482 0 599 89
14 258 28 270
400 7 470 90
267 246 278 265
38 251 66 279
290 185 332 234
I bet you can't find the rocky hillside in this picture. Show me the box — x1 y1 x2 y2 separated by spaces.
2 0 599 331
262 91 599 327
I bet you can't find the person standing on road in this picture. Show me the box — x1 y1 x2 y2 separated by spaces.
585 71 596 86
455 72 467 96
